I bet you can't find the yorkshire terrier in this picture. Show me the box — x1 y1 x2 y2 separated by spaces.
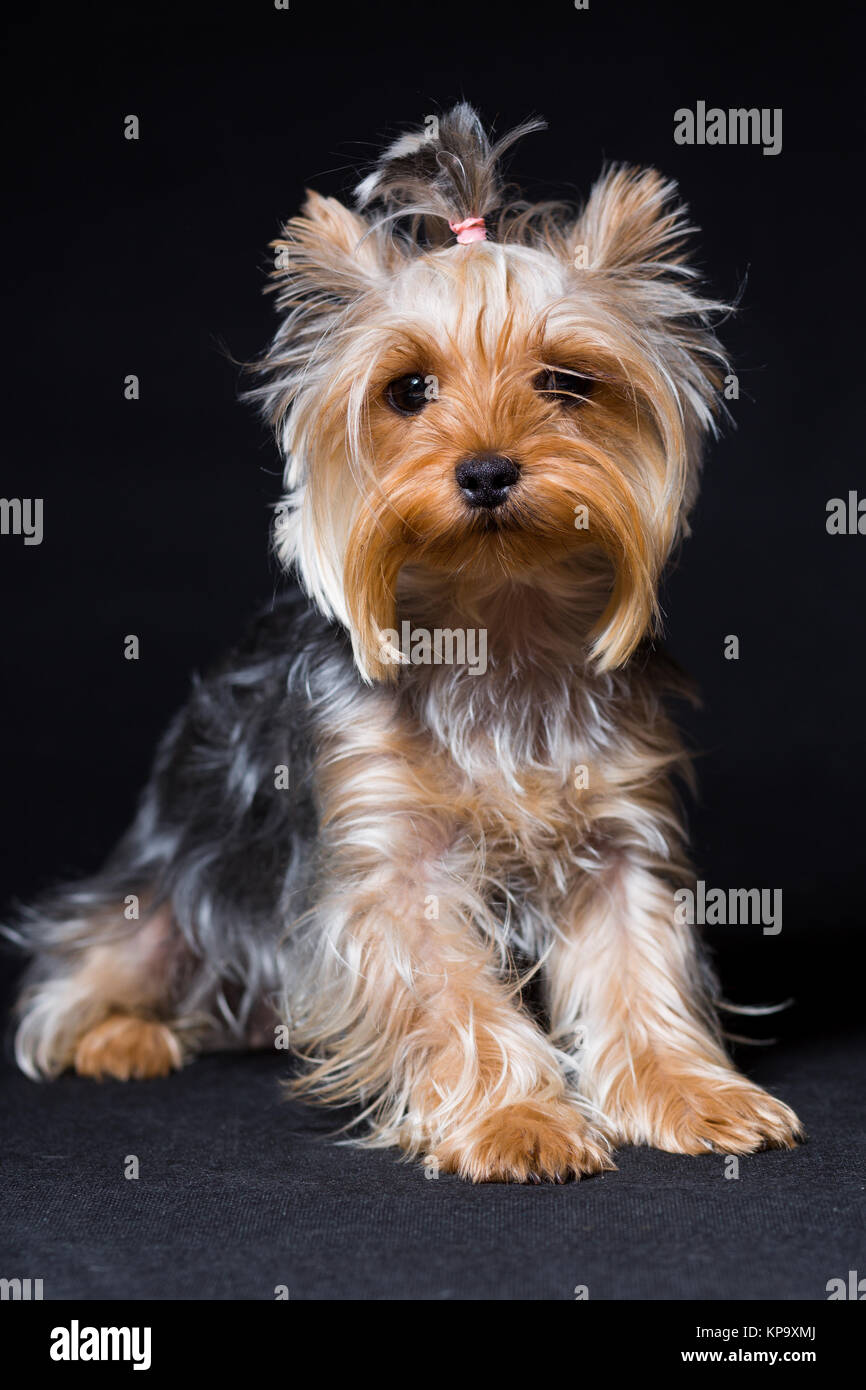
9 105 802 1181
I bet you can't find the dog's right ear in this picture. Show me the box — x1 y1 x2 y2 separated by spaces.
252 190 389 433
269 190 384 310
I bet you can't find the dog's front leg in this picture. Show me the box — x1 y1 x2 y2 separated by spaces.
295 855 613 1182
291 715 612 1182
546 851 803 1155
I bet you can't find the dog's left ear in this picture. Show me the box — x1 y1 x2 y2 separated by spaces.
564 167 730 672
571 165 693 276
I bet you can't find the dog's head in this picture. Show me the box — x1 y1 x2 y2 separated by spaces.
255 104 728 680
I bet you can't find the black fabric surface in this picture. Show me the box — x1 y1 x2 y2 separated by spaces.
2 1030 863 1301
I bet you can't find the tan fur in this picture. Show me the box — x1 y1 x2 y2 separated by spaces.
286 646 801 1175
15 907 183 1078
340 247 680 681
14 117 802 1181
74 1014 184 1080
546 863 801 1154
434 1100 614 1183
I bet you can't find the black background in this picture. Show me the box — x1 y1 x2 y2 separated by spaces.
1 0 863 1047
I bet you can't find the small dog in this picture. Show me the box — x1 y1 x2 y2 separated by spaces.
10 105 802 1180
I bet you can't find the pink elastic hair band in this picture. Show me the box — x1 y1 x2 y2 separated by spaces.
449 215 487 245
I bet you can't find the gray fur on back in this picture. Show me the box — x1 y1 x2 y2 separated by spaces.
7 590 359 1036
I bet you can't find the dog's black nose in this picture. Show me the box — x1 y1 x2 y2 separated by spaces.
455 455 520 509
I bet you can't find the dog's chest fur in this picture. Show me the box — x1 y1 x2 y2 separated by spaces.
396 657 614 882
310 587 676 941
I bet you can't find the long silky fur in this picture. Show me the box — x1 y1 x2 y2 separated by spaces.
6 104 801 1175
355 101 546 246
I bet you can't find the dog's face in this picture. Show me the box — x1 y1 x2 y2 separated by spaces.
259 158 726 680
353 240 688 671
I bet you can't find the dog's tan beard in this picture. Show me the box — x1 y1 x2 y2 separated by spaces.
343 443 660 681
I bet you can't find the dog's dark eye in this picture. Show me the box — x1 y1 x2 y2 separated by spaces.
533 368 595 405
385 373 430 417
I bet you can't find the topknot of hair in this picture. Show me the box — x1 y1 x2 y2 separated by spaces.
354 102 545 246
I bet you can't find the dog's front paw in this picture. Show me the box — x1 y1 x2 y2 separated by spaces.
74 1014 184 1080
432 1099 615 1183
631 1070 803 1155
